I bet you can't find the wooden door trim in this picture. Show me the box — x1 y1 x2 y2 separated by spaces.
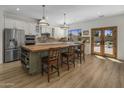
112 27 117 58
91 26 117 31
91 26 117 58
91 29 94 55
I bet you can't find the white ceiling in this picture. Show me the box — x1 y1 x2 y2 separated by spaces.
1 5 124 26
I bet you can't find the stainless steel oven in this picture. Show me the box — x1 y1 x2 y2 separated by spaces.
25 35 35 45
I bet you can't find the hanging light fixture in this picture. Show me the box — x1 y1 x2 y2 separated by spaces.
60 13 69 30
39 5 49 26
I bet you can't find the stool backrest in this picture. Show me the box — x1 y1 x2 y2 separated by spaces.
48 48 60 59
68 46 75 55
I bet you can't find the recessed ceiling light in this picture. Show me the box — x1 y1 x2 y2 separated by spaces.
99 15 104 18
16 8 20 11
97 12 104 18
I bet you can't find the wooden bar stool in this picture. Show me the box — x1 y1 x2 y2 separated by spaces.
61 46 75 70
75 43 85 64
41 48 60 82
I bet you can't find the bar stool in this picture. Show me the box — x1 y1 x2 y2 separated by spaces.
41 48 60 82
61 46 75 70
75 43 85 64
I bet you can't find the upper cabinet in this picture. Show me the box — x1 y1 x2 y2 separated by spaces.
4 17 36 35
53 27 65 38
5 18 15 28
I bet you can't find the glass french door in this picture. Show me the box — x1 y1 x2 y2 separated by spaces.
91 26 117 58
92 30 103 55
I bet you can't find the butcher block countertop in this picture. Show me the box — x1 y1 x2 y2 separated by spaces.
21 42 80 52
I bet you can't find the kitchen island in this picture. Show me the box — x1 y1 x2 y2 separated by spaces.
21 42 81 74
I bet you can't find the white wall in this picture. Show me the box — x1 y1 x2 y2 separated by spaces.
70 14 124 60
0 9 4 64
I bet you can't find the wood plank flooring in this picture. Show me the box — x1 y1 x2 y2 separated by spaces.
0 55 124 88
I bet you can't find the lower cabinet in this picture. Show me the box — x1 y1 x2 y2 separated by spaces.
21 48 41 74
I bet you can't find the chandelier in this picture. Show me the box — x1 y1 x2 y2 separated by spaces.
60 13 69 30
39 5 49 26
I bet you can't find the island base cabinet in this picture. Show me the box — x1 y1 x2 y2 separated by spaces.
29 52 41 74
21 48 42 74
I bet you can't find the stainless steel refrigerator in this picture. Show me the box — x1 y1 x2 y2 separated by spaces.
4 28 25 63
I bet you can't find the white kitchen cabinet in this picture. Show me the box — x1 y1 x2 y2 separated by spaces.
4 17 36 35
5 18 15 28
54 27 65 38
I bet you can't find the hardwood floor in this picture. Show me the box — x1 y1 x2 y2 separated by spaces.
0 55 124 88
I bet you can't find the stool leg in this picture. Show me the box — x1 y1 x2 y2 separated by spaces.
61 56 63 67
67 57 69 71
42 63 44 76
57 59 60 76
80 53 82 64
48 65 50 82
73 56 75 67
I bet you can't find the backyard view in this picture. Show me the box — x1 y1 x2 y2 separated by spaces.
94 30 113 54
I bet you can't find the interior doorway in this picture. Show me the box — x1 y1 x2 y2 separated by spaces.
91 26 117 58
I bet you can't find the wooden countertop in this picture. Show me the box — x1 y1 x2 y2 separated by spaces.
21 42 80 52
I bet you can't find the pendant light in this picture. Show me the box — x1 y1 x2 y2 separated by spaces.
39 5 49 26
60 13 69 30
